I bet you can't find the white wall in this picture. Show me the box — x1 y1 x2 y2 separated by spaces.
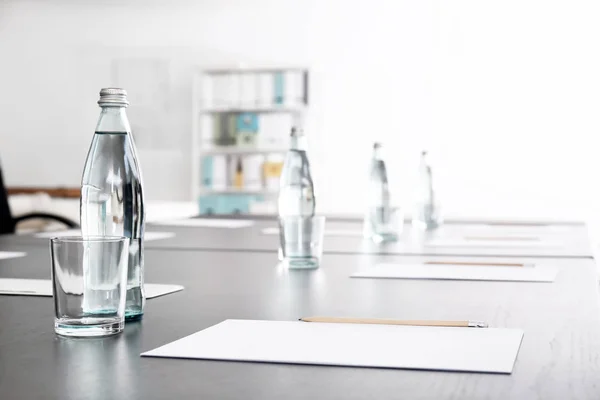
308 0 600 220
0 0 312 201
2 0 600 219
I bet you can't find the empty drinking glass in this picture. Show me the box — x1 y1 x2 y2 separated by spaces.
51 236 129 337
278 216 326 269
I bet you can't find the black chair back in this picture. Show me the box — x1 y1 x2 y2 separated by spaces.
0 167 16 234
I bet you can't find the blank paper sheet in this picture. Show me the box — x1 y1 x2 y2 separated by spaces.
0 251 26 260
142 319 524 374
351 263 559 282
424 239 561 248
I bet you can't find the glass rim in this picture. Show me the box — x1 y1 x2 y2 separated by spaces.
50 236 128 244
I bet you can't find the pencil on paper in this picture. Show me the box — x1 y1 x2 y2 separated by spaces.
299 316 488 328
424 261 532 268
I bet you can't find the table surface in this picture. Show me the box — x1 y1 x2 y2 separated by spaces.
1 243 600 399
4 219 593 259
151 219 593 258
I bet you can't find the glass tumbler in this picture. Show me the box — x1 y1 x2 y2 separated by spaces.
51 236 129 337
278 216 326 269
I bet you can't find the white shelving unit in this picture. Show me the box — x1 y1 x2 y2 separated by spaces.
198 188 279 195
200 107 303 114
192 66 309 214
199 146 290 156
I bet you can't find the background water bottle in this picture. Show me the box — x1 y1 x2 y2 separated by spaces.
364 142 398 241
277 126 316 218
81 88 145 321
413 150 442 230
277 126 316 261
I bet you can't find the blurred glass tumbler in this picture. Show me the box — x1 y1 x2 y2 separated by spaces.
363 207 403 243
278 216 326 269
51 236 129 337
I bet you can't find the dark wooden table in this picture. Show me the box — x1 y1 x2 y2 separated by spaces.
1 244 599 399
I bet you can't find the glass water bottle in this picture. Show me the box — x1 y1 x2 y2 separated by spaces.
413 151 442 230
277 126 316 260
277 126 316 218
364 142 399 242
80 88 146 321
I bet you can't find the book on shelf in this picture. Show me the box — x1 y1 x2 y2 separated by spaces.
284 71 305 107
239 74 256 108
201 153 281 193
202 155 227 190
257 73 273 108
201 69 308 109
243 155 264 191
257 114 291 148
202 113 290 150
263 155 284 191
235 113 259 147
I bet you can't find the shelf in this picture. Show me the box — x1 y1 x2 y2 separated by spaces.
199 187 278 195
202 67 308 75
199 146 287 155
199 107 305 114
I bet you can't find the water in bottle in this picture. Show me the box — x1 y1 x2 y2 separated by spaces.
80 88 145 321
413 150 442 230
364 142 399 242
277 126 316 261
277 127 316 218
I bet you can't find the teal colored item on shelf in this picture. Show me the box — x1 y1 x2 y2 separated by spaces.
236 113 259 132
273 72 284 105
199 194 264 215
199 195 220 215
236 113 259 146
217 195 251 214
201 156 213 187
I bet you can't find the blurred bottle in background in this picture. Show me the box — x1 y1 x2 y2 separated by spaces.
277 123 316 261
81 88 145 321
277 125 316 218
412 150 442 230
364 143 399 242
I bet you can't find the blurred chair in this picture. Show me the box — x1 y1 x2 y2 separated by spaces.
0 167 78 234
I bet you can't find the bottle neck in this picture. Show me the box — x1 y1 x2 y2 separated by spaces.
95 106 131 133
419 155 432 181
372 146 384 161
419 159 435 201
290 131 308 151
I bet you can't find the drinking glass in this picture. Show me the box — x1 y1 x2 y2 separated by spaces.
278 216 326 269
51 236 128 337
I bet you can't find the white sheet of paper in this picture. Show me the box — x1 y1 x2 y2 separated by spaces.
154 219 254 229
0 279 184 298
351 263 559 282
262 227 363 237
34 230 176 242
0 251 26 260
142 319 524 374
467 225 573 235
424 239 561 248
